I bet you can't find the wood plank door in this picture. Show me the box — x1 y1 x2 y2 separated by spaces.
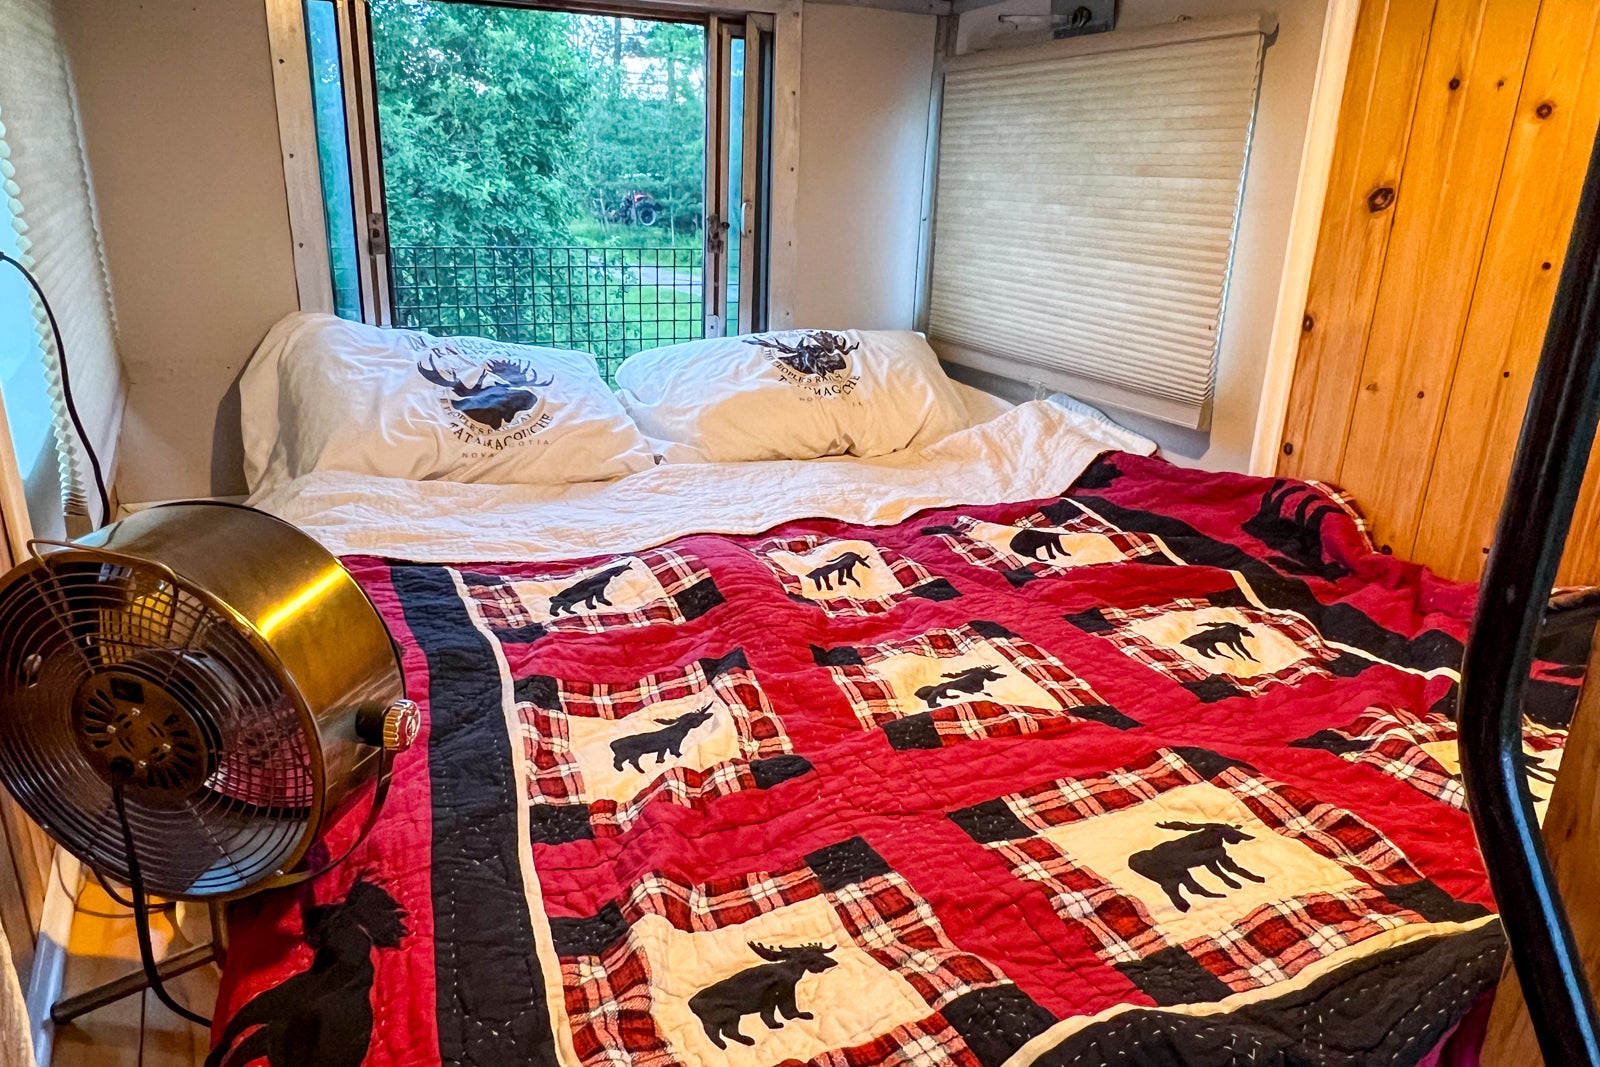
1278 0 1600 586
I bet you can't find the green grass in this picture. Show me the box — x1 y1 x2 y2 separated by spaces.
566 217 703 250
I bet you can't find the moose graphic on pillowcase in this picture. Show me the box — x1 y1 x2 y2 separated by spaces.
744 331 858 379
689 941 840 1049
416 350 553 431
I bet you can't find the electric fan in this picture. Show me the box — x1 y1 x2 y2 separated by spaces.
0 501 418 1023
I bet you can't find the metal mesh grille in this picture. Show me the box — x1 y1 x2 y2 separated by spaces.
0 559 315 898
390 244 705 382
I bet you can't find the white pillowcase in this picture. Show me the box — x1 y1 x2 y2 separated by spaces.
614 329 968 462
241 313 656 493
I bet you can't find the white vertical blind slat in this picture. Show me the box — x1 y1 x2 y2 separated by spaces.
929 27 1264 428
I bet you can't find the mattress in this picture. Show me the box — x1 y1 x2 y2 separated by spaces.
209 402 1576 1067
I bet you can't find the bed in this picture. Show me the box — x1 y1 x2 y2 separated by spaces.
203 328 1580 1067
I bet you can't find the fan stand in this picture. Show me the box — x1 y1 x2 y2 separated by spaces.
49 897 228 1025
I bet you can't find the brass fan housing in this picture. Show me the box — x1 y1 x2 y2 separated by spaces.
0 503 407 900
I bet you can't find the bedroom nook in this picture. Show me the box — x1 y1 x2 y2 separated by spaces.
0 1 1597 1065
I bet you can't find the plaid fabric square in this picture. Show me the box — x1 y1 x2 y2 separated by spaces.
1072 598 1335 698
958 747 1442 994
925 498 1168 580
754 535 947 616
625 867 822 932
461 547 714 637
517 656 793 836
829 873 1007 1011
809 1018 984 1067
1182 889 1416 990
1294 706 1567 812
823 623 1112 743
554 858 1011 1067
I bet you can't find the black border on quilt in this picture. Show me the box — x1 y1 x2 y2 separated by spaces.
394 564 559 1066
1033 921 1505 1067
1071 494 1465 673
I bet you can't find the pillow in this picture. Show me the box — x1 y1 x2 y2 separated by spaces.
613 329 969 462
241 313 656 492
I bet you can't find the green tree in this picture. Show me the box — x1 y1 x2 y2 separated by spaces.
371 0 592 247
567 18 706 238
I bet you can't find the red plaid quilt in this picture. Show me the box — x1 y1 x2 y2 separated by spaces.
209 452 1584 1067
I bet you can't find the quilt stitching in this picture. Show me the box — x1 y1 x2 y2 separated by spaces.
753 534 948 616
1071 598 1336 699
923 499 1167 583
956 747 1451 995
1292 705 1565 811
519 655 794 836
558 851 1015 1067
820 623 1117 744
463 547 714 637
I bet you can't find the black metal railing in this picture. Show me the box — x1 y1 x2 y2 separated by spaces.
390 244 704 382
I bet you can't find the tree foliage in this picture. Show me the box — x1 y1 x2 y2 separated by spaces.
370 1 706 249
371 0 593 247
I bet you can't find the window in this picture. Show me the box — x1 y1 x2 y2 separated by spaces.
925 15 1268 429
288 0 775 383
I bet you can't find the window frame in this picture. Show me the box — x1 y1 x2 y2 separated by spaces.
264 0 800 336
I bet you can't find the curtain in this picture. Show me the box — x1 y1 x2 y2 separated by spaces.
0 0 125 528
928 17 1266 429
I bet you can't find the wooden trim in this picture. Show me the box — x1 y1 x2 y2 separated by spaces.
707 16 735 335
913 13 954 334
1481 633 1600 1065
808 0 948 15
944 11 1275 73
931 336 1212 429
736 16 762 334
265 0 337 315
474 0 788 16
765 0 801 329
1247 0 1363 475
345 0 393 326
24 850 78 1067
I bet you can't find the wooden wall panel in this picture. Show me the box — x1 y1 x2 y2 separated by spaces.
1279 0 1436 484
1332 0 1538 554
1412 0 1600 580
1279 0 1600 585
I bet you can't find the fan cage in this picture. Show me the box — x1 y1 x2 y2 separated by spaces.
0 554 320 898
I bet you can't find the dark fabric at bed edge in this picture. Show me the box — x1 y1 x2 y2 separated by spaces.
1034 922 1506 1067
1072 494 1465 673
394 565 558 1066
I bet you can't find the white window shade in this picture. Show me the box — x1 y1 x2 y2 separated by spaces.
0 0 124 528
927 15 1269 429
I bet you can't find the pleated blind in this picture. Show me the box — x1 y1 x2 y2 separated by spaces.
928 16 1267 428
0 0 124 525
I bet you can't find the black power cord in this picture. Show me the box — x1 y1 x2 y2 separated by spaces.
109 769 212 1028
0 249 112 526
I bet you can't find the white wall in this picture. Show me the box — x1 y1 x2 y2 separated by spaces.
55 0 306 502
794 4 935 329
948 1 1332 472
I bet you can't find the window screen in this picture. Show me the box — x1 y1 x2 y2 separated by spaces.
927 17 1267 428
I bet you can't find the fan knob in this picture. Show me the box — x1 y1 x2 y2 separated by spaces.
383 700 420 753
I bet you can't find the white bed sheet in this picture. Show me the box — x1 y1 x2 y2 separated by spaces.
248 399 1154 562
